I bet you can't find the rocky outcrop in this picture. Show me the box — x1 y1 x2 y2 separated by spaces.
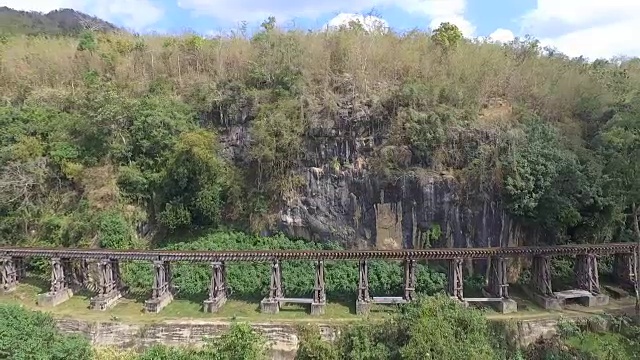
278 168 532 250
215 89 525 250
55 319 339 359
53 317 590 359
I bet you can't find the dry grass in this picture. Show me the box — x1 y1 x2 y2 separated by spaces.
0 28 626 134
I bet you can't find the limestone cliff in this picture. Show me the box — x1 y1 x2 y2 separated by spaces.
215 92 529 250
279 168 530 250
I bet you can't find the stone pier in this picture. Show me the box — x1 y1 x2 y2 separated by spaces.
0 256 18 294
37 257 73 307
204 262 227 313
261 260 283 314
89 259 123 311
144 260 174 313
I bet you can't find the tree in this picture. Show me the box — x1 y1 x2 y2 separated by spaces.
156 129 232 230
295 325 340 360
209 322 268 360
431 22 463 49
598 96 640 316
397 295 498 359
295 295 502 360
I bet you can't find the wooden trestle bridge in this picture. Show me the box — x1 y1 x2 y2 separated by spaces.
0 243 638 315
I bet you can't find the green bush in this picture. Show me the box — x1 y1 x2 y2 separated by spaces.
0 304 92 360
296 295 504 360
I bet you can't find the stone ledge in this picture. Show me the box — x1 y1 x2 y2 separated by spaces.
0 284 17 294
144 292 173 313
203 295 227 313
37 288 73 307
260 298 280 314
355 300 371 315
89 290 122 311
310 302 326 316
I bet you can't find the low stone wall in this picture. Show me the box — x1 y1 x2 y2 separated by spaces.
54 317 574 359
55 319 339 360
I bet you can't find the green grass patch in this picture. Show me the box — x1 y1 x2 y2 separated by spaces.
565 331 636 359
0 282 398 323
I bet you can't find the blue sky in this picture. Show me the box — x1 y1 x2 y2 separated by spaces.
148 0 534 35
3 0 640 59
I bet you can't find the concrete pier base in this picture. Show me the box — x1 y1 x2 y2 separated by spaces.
355 300 371 315
492 298 518 314
144 292 173 313
203 296 227 313
89 290 122 311
310 302 326 316
0 283 17 294
521 286 563 311
530 293 563 311
555 289 609 308
578 293 609 307
260 298 280 314
37 288 73 307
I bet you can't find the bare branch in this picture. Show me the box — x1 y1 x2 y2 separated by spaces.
0 158 49 208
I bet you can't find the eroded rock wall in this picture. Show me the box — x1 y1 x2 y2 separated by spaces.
215 93 526 250
54 317 573 359
278 168 534 250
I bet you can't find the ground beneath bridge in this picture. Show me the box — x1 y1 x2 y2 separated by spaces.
0 279 637 324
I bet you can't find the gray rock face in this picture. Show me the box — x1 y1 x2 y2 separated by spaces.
277 167 533 250
214 90 528 251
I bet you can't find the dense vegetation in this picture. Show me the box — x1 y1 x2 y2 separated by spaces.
0 16 637 250
1 8 640 360
0 303 267 360
4 298 640 360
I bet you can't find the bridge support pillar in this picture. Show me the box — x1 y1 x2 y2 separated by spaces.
448 258 464 303
613 253 636 290
311 260 326 315
403 259 416 302
525 256 562 310
574 254 609 307
14 257 26 281
204 262 227 313
37 257 73 307
261 260 282 314
0 256 18 293
356 259 371 315
145 260 173 313
484 257 517 313
89 259 123 311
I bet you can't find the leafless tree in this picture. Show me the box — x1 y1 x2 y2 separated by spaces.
0 157 49 208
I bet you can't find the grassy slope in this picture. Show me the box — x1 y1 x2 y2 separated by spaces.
1 281 635 324
2 26 639 134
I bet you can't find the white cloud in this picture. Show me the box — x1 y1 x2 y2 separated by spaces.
488 28 514 43
177 0 475 36
0 0 164 31
521 0 640 59
324 13 389 33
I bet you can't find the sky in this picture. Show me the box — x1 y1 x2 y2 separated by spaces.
2 0 640 60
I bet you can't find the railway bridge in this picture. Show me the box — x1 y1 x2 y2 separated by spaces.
0 243 638 315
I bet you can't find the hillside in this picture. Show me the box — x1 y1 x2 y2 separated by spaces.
0 7 119 36
0 18 637 252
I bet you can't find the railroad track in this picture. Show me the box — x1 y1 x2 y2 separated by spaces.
0 243 636 261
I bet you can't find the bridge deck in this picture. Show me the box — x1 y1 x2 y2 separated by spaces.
0 243 635 261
